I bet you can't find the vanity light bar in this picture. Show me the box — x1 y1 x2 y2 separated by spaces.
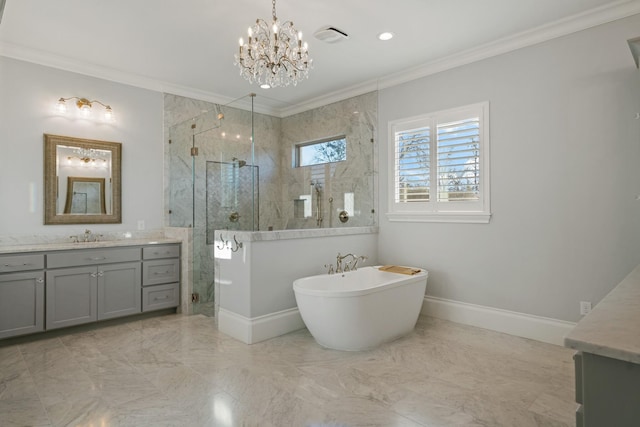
56 97 114 122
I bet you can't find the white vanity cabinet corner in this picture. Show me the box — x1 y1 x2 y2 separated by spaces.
46 247 142 329
0 254 45 339
142 244 180 312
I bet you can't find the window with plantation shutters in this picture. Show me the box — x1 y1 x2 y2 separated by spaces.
388 102 491 223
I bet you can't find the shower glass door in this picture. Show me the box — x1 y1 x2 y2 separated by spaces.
167 95 257 316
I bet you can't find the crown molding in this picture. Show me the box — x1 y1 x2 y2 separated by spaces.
280 1 640 116
0 41 279 116
375 0 640 91
1 1 639 117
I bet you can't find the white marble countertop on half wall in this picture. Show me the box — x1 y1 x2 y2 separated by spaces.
0 236 182 254
217 226 379 242
565 263 640 364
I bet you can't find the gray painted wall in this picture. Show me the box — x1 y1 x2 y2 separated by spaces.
0 56 165 238
378 14 640 322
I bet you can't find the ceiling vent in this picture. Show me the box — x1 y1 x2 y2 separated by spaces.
313 26 349 44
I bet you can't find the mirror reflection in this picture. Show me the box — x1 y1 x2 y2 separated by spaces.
44 134 121 224
63 177 107 214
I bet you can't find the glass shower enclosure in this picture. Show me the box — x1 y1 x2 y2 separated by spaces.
166 91 377 316
167 94 258 316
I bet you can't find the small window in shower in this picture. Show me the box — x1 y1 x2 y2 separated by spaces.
294 136 347 167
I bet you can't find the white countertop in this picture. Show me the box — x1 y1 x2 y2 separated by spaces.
0 238 182 254
564 263 640 364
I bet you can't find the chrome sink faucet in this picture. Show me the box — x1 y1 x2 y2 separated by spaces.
69 229 103 243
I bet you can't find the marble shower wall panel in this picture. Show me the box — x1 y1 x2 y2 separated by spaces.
280 92 377 229
164 94 223 227
249 109 284 231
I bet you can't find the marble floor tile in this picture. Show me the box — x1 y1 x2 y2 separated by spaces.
0 397 52 427
0 313 576 427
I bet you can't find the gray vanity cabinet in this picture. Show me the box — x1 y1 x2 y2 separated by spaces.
142 245 180 312
1 242 180 339
573 351 640 426
46 247 142 329
46 266 98 329
0 253 45 338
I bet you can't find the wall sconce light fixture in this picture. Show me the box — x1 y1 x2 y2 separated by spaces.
56 97 114 122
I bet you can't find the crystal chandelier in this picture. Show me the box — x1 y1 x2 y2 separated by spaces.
234 0 312 88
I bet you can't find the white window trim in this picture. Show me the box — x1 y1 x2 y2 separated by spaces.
386 101 491 224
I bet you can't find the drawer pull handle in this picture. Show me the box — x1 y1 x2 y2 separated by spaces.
87 257 107 261
97 271 104 277
91 272 97 278
154 295 170 301
153 271 171 275
3 263 31 267
36 277 44 283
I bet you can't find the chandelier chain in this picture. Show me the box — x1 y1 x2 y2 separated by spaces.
272 0 277 21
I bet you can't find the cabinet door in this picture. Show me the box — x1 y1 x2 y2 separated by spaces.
98 262 141 320
0 271 44 339
46 267 97 330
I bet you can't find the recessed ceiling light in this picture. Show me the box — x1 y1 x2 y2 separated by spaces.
260 84 271 89
378 32 394 41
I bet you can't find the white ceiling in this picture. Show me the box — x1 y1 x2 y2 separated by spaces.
1 0 639 115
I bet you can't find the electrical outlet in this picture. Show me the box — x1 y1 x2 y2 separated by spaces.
137 220 145 230
580 301 592 316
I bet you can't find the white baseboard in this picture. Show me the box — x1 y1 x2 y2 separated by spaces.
422 296 576 346
218 307 306 344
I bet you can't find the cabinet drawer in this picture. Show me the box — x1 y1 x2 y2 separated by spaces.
47 247 141 268
143 259 180 286
143 245 180 260
142 282 179 312
0 254 45 273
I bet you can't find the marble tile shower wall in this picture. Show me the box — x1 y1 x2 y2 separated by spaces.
164 92 377 234
280 92 377 229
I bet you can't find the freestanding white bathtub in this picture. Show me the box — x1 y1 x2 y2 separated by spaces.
293 266 428 351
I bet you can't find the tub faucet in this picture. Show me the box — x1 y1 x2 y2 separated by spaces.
336 253 355 273
351 255 368 271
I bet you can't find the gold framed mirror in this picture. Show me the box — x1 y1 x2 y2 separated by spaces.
44 134 121 224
